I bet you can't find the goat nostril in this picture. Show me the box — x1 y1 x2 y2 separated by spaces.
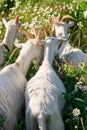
51 38 54 40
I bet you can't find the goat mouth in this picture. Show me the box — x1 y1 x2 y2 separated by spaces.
58 42 62 50
3 44 10 51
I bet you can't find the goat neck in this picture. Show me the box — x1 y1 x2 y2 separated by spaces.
0 44 5 65
43 45 54 65
43 37 58 65
15 40 35 75
58 41 72 57
2 20 18 51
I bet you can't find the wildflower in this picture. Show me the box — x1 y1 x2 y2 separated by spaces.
77 22 83 28
72 108 80 117
15 0 21 9
82 86 87 91
60 5 67 12
22 22 29 28
76 81 83 85
49 8 53 13
85 107 87 110
20 16 24 19
72 0 78 3
58 67 61 73
75 125 78 129
83 10 87 18
1 11 4 15
68 4 74 11
4 4 8 7
74 81 84 92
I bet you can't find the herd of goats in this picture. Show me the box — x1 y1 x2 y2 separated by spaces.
0 15 86 130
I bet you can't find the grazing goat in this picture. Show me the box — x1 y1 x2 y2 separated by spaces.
52 15 86 67
0 16 23 65
25 26 66 130
0 27 43 130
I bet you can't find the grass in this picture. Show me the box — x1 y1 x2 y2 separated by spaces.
0 0 87 129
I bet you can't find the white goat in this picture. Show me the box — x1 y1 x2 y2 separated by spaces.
25 27 66 130
52 15 86 67
0 28 43 130
0 16 23 65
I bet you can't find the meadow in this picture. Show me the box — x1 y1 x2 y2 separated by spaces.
0 0 87 129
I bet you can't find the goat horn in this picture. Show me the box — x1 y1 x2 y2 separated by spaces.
32 25 37 38
15 16 19 24
17 27 34 39
52 17 57 24
35 29 43 44
41 25 50 37
52 17 60 24
52 17 59 37
61 15 75 22
52 25 56 37
56 16 60 22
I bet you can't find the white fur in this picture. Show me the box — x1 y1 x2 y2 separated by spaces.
25 37 66 130
58 41 86 67
0 18 23 65
54 21 86 67
0 39 42 130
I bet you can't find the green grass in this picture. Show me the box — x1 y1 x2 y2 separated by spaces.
0 0 87 130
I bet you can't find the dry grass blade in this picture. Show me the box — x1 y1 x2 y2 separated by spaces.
9 48 17 59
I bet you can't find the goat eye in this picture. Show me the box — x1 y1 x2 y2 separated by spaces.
51 38 54 40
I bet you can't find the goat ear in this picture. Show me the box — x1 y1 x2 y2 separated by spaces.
67 21 74 28
14 43 24 48
2 18 8 28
